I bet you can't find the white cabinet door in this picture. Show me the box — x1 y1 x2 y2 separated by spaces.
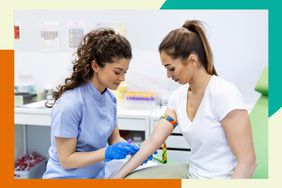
165 135 190 149
167 150 190 163
117 118 146 131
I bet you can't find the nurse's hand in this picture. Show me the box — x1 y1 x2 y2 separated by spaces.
105 142 139 162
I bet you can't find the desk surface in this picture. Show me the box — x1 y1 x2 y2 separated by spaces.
15 100 161 116
15 100 165 125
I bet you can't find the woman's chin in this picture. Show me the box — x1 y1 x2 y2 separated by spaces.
108 84 119 90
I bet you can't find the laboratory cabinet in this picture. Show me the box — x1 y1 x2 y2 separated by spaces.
14 102 191 178
14 104 152 159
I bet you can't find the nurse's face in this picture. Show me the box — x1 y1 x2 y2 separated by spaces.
160 51 194 85
92 58 130 91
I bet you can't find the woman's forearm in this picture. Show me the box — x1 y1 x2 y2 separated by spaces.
112 137 161 179
231 161 257 178
112 118 174 179
59 148 105 169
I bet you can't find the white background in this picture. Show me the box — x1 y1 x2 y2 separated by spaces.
14 10 268 108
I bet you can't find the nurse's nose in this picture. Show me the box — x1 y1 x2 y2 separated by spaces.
119 73 125 81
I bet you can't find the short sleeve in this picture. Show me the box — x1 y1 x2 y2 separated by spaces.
167 89 179 110
214 83 247 121
51 99 82 138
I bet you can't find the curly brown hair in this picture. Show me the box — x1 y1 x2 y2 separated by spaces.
46 28 132 108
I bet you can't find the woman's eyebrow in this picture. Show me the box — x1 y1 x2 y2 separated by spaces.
114 67 128 72
114 67 124 71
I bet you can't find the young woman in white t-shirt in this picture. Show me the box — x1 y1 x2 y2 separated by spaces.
113 20 256 179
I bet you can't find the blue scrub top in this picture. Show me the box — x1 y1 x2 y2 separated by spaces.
43 81 117 179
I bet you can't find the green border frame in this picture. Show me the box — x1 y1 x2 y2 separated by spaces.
161 0 280 116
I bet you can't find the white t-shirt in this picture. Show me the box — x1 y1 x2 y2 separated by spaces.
167 75 247 179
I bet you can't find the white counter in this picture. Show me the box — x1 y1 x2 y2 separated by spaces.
14 100 161 139
14 101 190 164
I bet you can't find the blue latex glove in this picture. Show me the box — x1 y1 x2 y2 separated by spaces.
141 150 158 165
105 142 139 162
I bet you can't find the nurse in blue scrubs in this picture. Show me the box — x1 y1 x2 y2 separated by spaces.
43 28 139 179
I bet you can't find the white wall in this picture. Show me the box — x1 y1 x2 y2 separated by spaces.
15 10 268 108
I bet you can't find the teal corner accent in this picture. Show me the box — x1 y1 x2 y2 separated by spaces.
160 0 282 116
161 0 269 9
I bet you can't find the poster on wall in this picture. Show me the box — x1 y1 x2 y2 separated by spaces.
39 21 59 51
67 21 86 49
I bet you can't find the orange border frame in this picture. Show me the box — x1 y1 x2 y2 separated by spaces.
0 50 181 188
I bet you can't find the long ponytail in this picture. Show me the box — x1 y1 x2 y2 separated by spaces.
182 20 217 75
159 20 217 76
